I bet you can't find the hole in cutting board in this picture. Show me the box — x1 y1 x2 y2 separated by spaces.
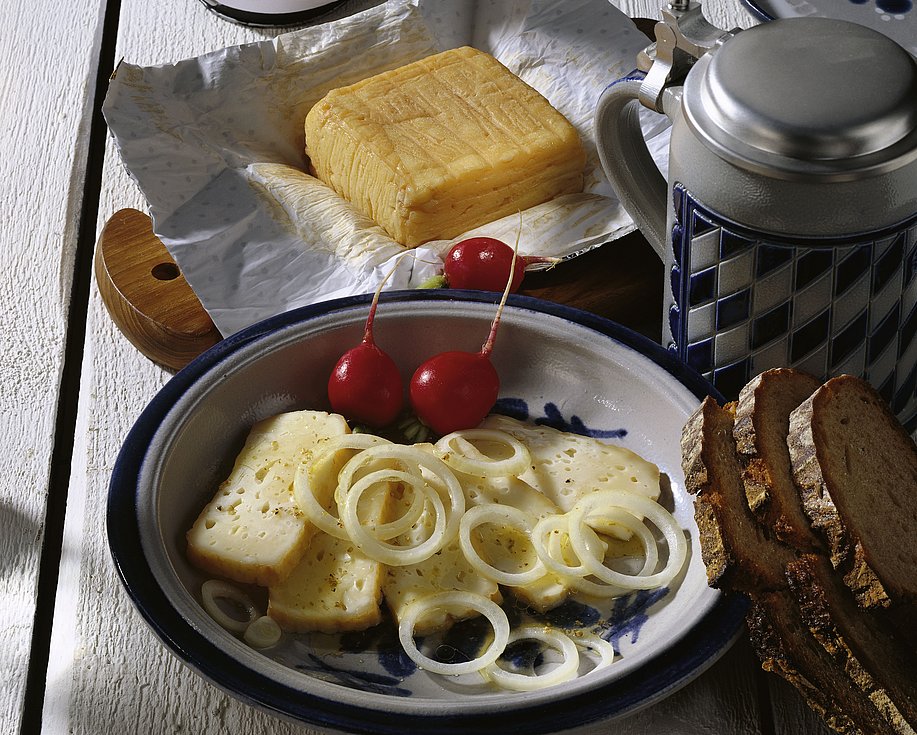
152 262 181 281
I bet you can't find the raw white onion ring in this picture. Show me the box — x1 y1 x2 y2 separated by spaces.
532 513 607 580
293 434 393 539
338 445 464 512
293 459 348 539
200 580 259 634
341 468 448 566
370 471 429 541
243 615 282 649
571 631 616 671
435 429 531 477
398 592 510 676
586 506 659 577
484 624 579 691
458 504 546 587
567 491 687 590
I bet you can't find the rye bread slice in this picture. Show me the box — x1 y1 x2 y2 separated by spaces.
745 595 884 735
733 368 823 551
732 368 917 720
681 397 897 734
786 554 917 732
787 375 917 609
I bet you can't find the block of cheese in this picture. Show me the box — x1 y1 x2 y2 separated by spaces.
186 410 349 587
304 46 586 247
268 531 388 633
381 464 500 635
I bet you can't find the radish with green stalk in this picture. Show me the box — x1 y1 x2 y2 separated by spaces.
426 236 557 292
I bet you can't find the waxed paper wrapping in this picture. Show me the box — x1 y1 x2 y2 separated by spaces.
103 0 669 336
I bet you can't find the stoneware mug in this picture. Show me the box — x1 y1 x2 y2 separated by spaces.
595 2 917 427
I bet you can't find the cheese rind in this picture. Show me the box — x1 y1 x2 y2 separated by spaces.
304 46 586 247
186 411 349 587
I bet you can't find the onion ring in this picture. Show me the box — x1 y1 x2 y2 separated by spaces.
341 468 448 566
435 429 531 477
398 592 510 676
484 624 579 691
200 580 259 634
243 615 282 649
293 434 393 539
567 491 687 590
571 631 616 671
458 504 546 587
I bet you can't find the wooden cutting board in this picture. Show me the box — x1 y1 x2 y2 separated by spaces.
95 208 662 371
94 208 222 371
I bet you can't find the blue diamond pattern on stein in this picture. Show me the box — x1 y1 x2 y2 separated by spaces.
669 184 917 429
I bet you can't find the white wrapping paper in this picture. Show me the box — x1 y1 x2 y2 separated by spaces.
103 0 668 336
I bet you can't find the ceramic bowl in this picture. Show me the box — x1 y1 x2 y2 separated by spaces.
107 290 746 734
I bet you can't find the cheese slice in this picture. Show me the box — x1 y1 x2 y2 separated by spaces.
304 46 586 247
479 415 661 516
268 482 392 633
381 464 500 635
186 411 349 587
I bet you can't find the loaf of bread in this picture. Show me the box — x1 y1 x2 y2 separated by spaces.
186 411 350 587
682 373 917 735
787 375 917 610
304 46 586 247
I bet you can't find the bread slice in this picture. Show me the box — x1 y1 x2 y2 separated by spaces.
787 375 917 609
681 398 791 593
733 368 823 550
786 555 917 731
745 595 881 735
732 369 917 726
304 46 586 247
682 397 906 734
186 411 350 587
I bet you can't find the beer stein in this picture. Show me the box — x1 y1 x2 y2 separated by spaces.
595 1 917 426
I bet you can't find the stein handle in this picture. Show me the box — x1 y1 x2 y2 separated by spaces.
595 1 735 258
594 74 674 260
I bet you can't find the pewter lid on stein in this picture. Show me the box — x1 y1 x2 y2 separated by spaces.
682 17 917 180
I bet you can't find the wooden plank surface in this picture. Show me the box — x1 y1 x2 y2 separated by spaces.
0 0 107 731
39 1 829 734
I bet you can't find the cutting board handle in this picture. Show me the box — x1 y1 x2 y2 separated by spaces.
94 208 222 371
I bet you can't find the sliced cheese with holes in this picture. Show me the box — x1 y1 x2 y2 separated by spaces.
382 467 500 635
186 411 350 587
479 415 661 516
304 46 586 247
268 483 392 633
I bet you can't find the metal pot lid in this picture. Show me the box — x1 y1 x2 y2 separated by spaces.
682 18 917 179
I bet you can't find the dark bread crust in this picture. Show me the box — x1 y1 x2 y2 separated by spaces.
681 398 789 592
733 368 823 551
786 555 917 730
746 596 873 735
787 375 917 609
681 397 898 734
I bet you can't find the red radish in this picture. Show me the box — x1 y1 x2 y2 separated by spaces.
327 265 403 428
409 239 519 435
443 236 556 293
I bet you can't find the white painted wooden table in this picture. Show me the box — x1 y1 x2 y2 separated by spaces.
3 0 836 732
